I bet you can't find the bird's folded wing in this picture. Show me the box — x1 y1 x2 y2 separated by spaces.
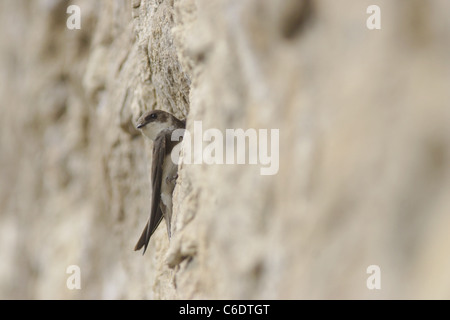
134 130 169 253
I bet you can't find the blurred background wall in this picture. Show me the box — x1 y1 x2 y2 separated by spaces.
0 0 449 299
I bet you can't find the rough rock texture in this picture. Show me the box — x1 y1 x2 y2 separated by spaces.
0 0 449 299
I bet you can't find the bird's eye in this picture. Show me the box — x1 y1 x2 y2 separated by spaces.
145 113 157 122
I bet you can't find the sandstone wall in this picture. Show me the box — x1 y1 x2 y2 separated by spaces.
0 0 449 299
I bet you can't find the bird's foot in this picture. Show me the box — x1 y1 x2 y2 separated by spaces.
166 173 179 185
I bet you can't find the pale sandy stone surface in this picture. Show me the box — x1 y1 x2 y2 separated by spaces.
0 0 449 299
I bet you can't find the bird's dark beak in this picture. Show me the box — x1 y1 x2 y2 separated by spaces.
136 119 148 129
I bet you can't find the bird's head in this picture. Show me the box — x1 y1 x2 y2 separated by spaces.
136 110 184 140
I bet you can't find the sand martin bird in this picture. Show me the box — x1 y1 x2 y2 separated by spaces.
134 110 185 254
